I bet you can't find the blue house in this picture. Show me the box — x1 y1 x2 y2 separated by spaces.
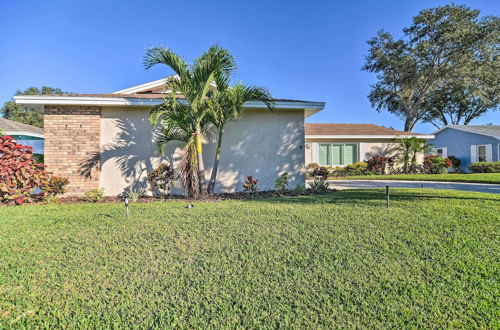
430 125 500 172
0 117 44 154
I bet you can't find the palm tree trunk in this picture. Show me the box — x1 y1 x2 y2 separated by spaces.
194 129 207 195
207 126 224 195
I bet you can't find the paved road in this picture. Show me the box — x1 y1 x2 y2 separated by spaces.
325 180 500 194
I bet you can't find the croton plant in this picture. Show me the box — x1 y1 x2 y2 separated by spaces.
0 136 49 205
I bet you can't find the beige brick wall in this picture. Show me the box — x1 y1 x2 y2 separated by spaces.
44 105 101 195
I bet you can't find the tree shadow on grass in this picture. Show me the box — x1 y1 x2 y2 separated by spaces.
247 189 500 205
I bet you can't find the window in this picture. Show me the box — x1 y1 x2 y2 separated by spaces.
436 148 443 157
318 143 358 166
478 145 487 162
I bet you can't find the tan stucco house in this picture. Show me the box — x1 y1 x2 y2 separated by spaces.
15 79 325 196
305 123 434 167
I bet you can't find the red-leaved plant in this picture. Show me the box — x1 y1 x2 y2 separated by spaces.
242 176 259 192
0 136 49 204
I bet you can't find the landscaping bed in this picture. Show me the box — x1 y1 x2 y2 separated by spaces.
326 173 500 184
1 189 498 328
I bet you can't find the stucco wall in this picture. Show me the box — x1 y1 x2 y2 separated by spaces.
100 107 305 196
430 129 500 172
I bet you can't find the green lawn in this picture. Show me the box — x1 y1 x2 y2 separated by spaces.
328 173 500 184
1 189 499 328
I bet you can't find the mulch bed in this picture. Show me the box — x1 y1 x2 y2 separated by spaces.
1 189 336 207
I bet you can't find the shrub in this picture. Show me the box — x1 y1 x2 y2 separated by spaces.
310 166 330 179
293 184 305 194
469 161 500 173
344 162 369 175
447 156 461 171
84 188 104 203
0 136 49 205
422 156 452 174
125 188 141 202
242 176 259 192
367 156 393 174
43 176 69 196
147 163 176 197
309 178 329 194
275 172 290 192
305 162 320 172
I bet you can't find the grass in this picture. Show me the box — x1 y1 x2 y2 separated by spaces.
328 172 500 184
0 189 499 328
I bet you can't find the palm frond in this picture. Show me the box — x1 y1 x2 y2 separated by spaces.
143 47 188 76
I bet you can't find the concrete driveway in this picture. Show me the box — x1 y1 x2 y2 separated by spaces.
324 180 500 194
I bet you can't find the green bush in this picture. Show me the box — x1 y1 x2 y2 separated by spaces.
84 188 104 203
42 176 70 196
274 172 290 192
293 184 305 194
447 156 461 171
469 161 500 173
308 179 329 194
344 162 369 175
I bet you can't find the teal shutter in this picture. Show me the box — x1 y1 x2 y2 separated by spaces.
332 145 342 166
343 144 357 165
319 144 330 166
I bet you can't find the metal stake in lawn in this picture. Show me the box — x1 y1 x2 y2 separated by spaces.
386 185 390 208
125 197 129 217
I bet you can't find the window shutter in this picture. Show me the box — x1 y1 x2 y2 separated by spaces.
332 145 342 165
343 144 356 165
319 144 330 166
486 144 493 162
470 145 477 163
312 142 319 163
441 147 447 159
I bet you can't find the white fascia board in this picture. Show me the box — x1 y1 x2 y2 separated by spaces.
305 134 434 139
14 95 325 112
432 125 500 140
113 78 166 94
4 131 44 138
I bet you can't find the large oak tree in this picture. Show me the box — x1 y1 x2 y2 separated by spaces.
363 4 499 131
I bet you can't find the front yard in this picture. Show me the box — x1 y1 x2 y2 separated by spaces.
1 189 498 328
328 173 500 184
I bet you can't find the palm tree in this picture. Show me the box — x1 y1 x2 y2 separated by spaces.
390 137 432 173
144 45 236 194
206 83 274 194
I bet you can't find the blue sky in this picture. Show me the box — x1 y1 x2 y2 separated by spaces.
1 0 498 133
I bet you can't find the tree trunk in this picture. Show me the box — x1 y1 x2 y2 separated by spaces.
404 117 416 132
207 127 223 195
194 129 207 195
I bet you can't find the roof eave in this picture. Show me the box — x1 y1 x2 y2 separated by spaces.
305 134 435 139
432 125 500 140
14 95 325 112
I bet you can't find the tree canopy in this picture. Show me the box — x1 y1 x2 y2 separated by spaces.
363 4 499 131
1 86 68 128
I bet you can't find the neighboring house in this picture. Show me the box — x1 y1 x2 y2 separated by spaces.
305 123 434 167
0 117 44 154
430 125 500 172
15 79 325 196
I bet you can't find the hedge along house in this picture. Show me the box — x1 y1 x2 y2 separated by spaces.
15 79 325 196
305 123 434 167
430 125 500 172
0 117 44 154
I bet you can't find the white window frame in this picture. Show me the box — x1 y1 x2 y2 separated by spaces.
435 147 447 158
477 145 488 162
317 142 359 167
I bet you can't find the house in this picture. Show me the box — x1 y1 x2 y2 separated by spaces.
0 117 44 154
430 125 500 172
305 123 434 167
15 79 325 196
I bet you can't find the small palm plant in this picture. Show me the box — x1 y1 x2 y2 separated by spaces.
144 45 235 195
390 137 432 173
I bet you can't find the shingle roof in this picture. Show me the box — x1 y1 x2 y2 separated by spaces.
305 123 427 136
440 125 500 138
0 117 43 136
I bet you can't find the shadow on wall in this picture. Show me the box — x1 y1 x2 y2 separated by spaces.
211 118 305 192
79 118 177 195
365 144 393 159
